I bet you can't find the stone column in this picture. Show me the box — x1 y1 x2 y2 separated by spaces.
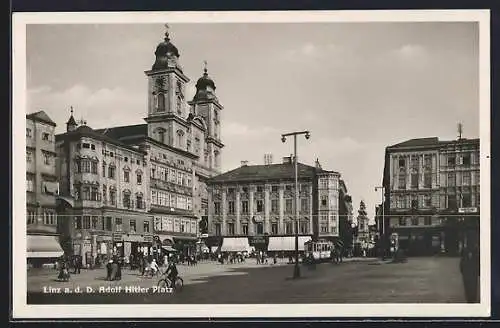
279 184 284 234
236 189 241 235
249 185 255 235
222 190 227 236
264 184 270 234
309 183 313 235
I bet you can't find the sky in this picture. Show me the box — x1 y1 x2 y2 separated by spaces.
26 22 479 222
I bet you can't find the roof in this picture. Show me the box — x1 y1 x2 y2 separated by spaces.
209 162 336 184
94 124 147 140
56 125 146 154
26 111 56 127
388 137 480 151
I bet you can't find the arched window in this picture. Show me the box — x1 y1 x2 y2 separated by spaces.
176 96 183 116
154 127 167 144
122 189 132 208
177 130 185 149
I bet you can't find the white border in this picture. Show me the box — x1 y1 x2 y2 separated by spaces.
12 10 491 319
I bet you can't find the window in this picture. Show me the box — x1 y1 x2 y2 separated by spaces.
399 217 407 226
424 216 432 225
320 225 328 233
109 189 116 205
90 161 98 174
136 194 144 209
90 186 99 201
424 172 432 188
26 174 35 192
137 173 142 184
82 143 90 149
130 219 136 232
27 210 36 225
227 223 235 235
271 223 278 235
215 223 221 236
447 173 456 187
321 196 328 207
398 174 406 189
102 163 106 176
83 216 91 229
74 216 82 229
123 192 131 208
397 195 406 209
271 199 279 213
424 154 432 168
105 217 112 231
143 221 150 233
241 201 249 214
82 186 90 200
42 133 50 141
462 172 471 186
256 200 264 213
91 216 99 229
399 158 406 167
255 222 264 235
285 222 293 234
410 156 419 168
285 185 292 192
108 166 116 179
424 194 432 207
242 223 248 235
447 195 457 209
271 186 279 193
411 171 419 189
115 218 123 232
91 144 95 150
285 199 293 213
411 217 419 226
462 194 472 208
43 152 51 165
124 171 130 183
462 154 471 166
301 198 309 212
158 130 165 144
256 186 263 193
214 202 221 215
228 201 235 214
124 157 128 163
26 150 32 163
448 155 456 166
411 199 418 209
26 128 32 138
319 179 328 189
300 222 308 234
242 187 249 193
102 185 107 203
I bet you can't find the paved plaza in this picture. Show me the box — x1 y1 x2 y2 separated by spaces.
27 257 467 304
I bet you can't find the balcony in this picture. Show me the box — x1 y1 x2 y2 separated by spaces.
151 178 192 196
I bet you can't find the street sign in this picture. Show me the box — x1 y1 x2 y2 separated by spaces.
458 207 478 213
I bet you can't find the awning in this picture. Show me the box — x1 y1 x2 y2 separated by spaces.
162 245 177 252
268 236 312 251
27 235 64 258
220 237 251 252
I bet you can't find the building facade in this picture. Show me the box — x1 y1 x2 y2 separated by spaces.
382 136 480 256
54 26 223 262
26 111 64 266
206 157 341 254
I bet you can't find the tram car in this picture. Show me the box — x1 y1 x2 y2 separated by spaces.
304 239 335 263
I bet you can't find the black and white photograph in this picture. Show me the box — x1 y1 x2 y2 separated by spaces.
12 10 490 318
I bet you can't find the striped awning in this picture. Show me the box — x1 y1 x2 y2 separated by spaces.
27 235 64 258
220 237 251 252
268 236 312 251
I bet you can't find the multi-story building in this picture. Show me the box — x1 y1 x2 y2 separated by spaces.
55 26 223 262
382 135 480 256
55 113 151 267
354 200 370 251
26 111 63 266
338 180 354 252
206 157 341 254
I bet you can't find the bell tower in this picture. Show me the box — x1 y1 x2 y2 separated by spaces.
144 24 190 148
188 61 224 172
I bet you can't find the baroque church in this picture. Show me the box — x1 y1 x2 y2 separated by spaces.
55 25 223 262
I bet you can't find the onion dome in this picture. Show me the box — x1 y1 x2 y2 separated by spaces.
152 24 181 71
193 62 217 101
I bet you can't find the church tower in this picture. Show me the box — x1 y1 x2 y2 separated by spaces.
144 25 190 150
188 61 224 172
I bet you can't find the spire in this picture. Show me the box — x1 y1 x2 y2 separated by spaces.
203 60 208 75
66 106 77 132
164 23 170 41
457 122 463 140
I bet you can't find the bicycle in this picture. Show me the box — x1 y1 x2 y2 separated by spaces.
157 273 184 292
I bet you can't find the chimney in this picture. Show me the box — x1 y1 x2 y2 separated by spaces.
241 160 248 166
264 153 273 165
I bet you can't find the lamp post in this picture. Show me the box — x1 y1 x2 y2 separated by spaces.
281 130 310 279
374 186 385 259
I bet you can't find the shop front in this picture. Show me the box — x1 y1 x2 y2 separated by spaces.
393 227 444 256
248 235 269 253
173 235 198 257
112 233 124 258
220 237 252 253
267 235 311 256
27 234 65 268
123 233 154 263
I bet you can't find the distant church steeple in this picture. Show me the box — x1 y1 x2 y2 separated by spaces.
66 106 77 132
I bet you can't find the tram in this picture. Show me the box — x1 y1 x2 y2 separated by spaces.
304 239 335 262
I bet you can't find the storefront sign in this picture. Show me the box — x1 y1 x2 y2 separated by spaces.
459 207 478 213
113 234 123 242
249 236 266 246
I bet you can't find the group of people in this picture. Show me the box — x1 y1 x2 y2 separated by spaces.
56 255 84 281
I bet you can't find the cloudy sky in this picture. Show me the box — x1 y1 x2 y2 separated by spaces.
26 22 479 221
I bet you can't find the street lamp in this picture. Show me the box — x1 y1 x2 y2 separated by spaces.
281 130 310 279
374 186 385 259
